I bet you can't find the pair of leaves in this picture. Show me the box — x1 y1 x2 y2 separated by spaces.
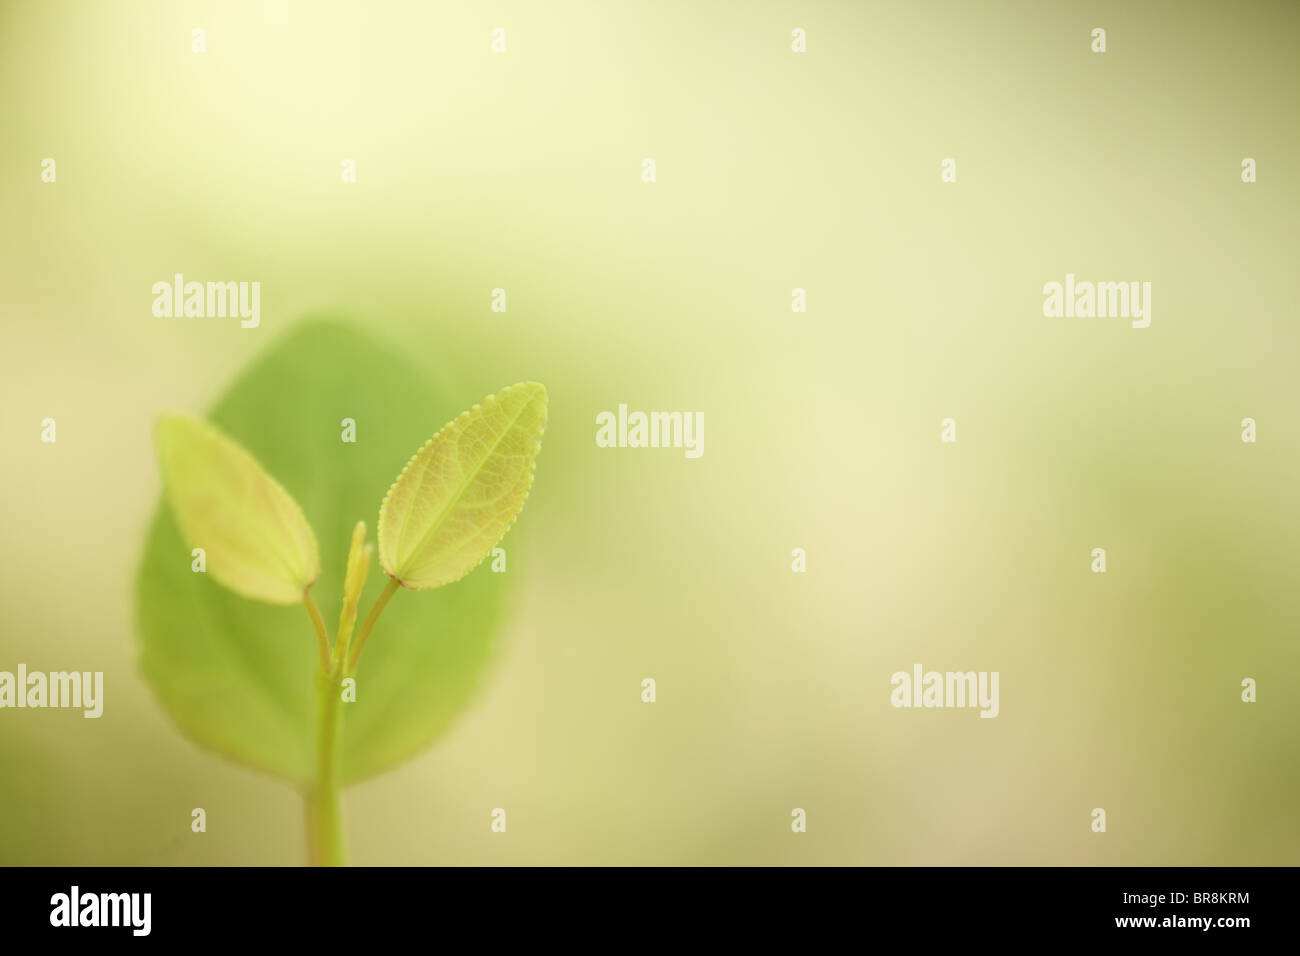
155 379 546 601
137 321 546 784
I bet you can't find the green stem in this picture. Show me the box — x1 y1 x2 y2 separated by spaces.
306 665 346 866
347 577 401 672
305 575 399 865
303 592 331 673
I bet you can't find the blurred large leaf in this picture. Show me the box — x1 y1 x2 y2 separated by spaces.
154 414 320 604
379 382 547 589
136 321 518 784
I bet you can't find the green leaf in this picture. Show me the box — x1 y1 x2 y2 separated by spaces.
154 414 320 605
379 382 547 590
136 321 520 784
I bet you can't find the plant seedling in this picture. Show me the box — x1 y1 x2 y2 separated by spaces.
150 380 547 865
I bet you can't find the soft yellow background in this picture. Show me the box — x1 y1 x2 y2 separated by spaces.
2 0 1298 864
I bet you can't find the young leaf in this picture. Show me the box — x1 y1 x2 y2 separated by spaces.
155 413 320 605
378 382 547 590
335 520 373 662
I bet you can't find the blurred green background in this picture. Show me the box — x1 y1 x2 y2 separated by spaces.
1 0 1298 864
